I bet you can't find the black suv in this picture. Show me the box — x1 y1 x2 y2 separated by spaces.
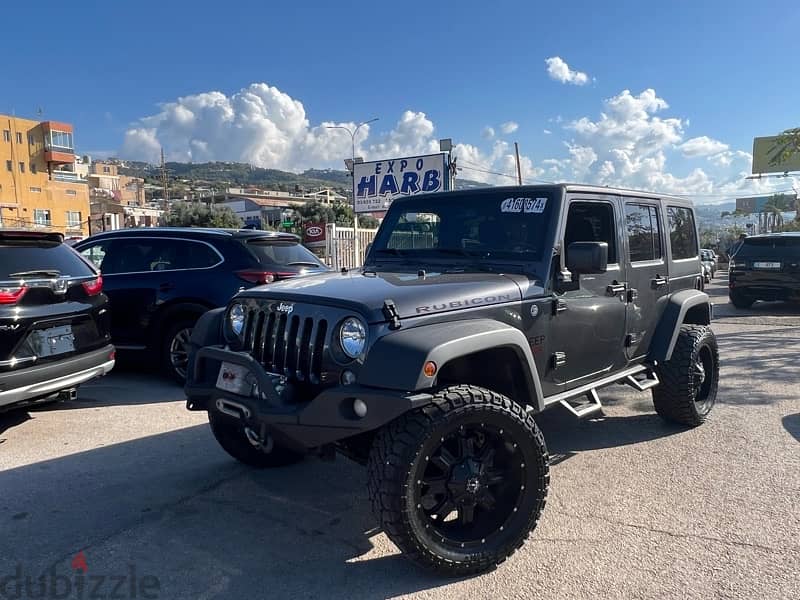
74 228 328 381
0 231 115 411
185 185 717 575
729 232 800 307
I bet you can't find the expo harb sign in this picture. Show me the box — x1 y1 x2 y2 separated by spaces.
352 153 450 213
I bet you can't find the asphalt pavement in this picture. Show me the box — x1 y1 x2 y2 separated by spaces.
1 275 798 600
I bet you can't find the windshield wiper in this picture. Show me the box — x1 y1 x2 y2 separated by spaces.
9 269 61 278
373 248 407 256
432 248 487 258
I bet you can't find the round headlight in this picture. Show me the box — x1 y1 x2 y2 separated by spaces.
339 317 366 359
228 303 246 337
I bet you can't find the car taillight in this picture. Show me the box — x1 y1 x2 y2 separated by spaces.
235 270 296 285
82 275 103 296
0 285 27 304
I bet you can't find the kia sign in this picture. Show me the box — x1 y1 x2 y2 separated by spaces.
352 153 450 213
303 222 326 248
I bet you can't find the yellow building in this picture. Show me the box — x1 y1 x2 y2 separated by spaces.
0 115 90 237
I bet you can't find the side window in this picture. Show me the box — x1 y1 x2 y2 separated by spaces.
625 204 663 262
79 242 109 270
168 240 221 269
99 239 157 274
667 207 698 260
564 201 617 264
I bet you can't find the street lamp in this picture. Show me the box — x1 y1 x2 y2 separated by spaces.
327 118 378 266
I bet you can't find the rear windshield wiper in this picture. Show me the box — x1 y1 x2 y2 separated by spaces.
9 269 61 278
373 248 407 256
286 261 322 267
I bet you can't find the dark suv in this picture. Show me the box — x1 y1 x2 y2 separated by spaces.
74 228 328 381
185 185 717 575
729 232 800 308
0 230 115 411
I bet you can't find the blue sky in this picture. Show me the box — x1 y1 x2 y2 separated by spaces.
2 0 798 201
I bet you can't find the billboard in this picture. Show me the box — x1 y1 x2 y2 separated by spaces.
352 153 450 213
752 136 800 174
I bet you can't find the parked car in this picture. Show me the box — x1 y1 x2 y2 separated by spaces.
186 184 716 575
74 228 329 382
0 230 115 411
701 248 717 277
728 232 800 308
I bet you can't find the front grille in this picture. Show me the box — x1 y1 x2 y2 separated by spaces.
241 305 328 384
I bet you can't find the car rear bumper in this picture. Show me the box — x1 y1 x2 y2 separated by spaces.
730 283 800 301
185 345 432 450
0 345 116 409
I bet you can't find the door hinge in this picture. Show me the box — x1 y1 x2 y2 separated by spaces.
552 352 567 368
625 332 643 347
553 298 568 315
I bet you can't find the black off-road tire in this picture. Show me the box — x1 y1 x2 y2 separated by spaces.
653 325 719 427
209 411 304 468
367 385 549 576
729 292 754 309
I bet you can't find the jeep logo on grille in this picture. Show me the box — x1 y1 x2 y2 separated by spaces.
275 302 294 315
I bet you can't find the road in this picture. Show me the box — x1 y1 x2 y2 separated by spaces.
1 276 798 600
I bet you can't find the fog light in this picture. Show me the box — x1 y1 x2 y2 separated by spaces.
423 361 437 377
341 370 357 385
353 398 368 418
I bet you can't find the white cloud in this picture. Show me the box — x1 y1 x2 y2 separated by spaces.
680 136 730 157
481 126 495 140
545 57 589 86
121 83 438 171
543 129 552 135
500 121 519 134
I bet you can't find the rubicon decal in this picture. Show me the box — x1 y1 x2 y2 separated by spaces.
416 294 513 314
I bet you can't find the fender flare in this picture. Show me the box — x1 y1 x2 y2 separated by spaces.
359 319 545 412
649 290 712 362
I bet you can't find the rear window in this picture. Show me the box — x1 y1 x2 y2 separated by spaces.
0 240 95 278
737 237 800 258
246 240 322 266
667 206 698 260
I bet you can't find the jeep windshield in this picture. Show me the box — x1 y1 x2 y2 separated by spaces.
369 191 557 267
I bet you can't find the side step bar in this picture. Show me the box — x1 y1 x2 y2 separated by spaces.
559 388 603 419
542 364 661 419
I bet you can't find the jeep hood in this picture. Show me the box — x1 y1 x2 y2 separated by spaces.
239 269 541 322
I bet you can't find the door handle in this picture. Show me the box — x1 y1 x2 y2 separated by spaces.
651 276 668 288
606 282 626 296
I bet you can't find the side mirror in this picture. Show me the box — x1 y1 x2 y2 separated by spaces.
566 241 608 274
364 242 373 261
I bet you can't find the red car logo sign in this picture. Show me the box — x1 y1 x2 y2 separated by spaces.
306 226 322 237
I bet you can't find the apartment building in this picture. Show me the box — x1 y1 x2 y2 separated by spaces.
0 115 90 236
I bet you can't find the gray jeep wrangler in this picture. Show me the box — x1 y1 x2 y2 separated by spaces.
185 184 718 576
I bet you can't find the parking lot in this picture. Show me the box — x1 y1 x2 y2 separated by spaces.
1 275 798 600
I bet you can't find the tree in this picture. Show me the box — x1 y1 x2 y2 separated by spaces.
292 201 380 229
165 202 243 228
769 129 800 221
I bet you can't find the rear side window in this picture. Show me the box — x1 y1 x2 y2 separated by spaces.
0 240 95 278
737 237 800 258
246 240 322 266
667 207 698 260
625 204 663 262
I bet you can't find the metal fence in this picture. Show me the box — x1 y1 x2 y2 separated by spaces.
325 224 379 270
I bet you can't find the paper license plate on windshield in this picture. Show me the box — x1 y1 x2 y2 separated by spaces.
216 362 252 395
753 261 781 269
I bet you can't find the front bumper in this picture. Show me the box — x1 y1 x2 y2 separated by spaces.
185 345 432 449
0 345 116 409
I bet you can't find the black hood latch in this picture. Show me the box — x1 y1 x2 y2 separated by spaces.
382 299 402 330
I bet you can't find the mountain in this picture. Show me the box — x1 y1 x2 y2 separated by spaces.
114 160 487 195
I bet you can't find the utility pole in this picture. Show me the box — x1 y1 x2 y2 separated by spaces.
326 118 379 267
514 142 523 185
160 148 169 207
